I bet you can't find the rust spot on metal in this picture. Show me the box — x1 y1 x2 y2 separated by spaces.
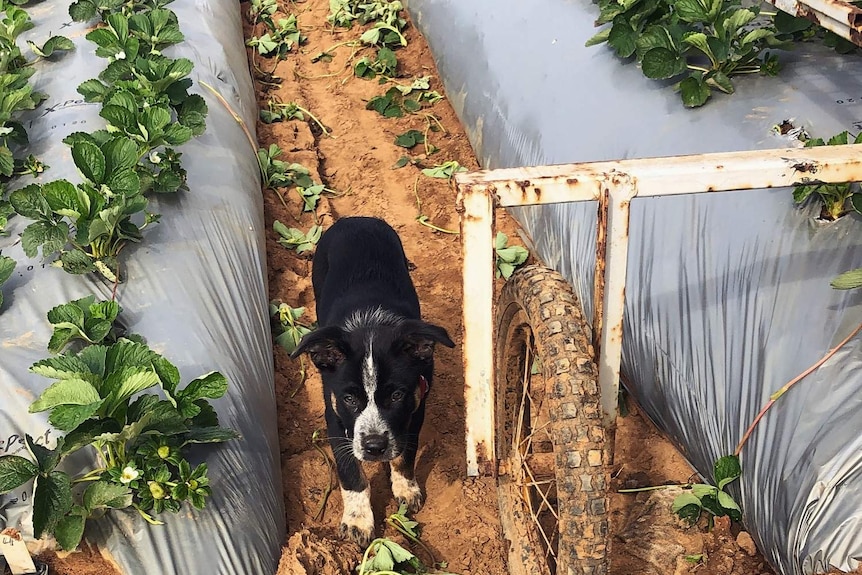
567 177 579 185
487 184 501 206
592 190 610 360
793 161 818 174
797 4 821 25
715 164 724 170
794 177 824 187
475 441 496 477
611 320 624 339
516 179 531 189
532 186 542 198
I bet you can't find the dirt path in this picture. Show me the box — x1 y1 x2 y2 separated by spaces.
252 2 510 572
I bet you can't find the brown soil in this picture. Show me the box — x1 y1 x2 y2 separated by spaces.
31 2 851 575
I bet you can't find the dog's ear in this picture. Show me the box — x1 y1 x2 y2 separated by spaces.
291 326 348 370
395 320 456 361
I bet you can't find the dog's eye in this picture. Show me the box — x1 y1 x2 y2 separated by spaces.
343 394 358 407
390 390 405 402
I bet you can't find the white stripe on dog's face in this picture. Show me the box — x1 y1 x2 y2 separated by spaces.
353 335 396 460
362 337 377 394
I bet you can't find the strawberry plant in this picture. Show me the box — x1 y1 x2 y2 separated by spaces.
0 3 72 187
672 455 742 526
394 129 424 149
128 8 184 54
44 295 126 352
586 0 783 107
495 232 529 279
0 254 13 309
329 0 407 31
68 0 177 22
257 144 314 190
247 14 305 59
367 86 420 117
359 22 407 49
259 98 331 136
10 134 160 281
354 46 398 79
357 503 459 575
270 301 314 354
0 0 208 288
246 0 277 25
0 299 238 550
255 146 335 212
0 0 233 554
367 77 440 119
297 183 326 212
793 131 862 221
273 221 322 254
421 160 466 180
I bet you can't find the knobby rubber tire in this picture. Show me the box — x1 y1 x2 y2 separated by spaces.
495 264 611 575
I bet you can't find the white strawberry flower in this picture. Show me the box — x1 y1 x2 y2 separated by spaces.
120 465 139 484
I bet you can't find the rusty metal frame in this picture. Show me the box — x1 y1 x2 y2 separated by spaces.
455 143 862 477
769 0 862 46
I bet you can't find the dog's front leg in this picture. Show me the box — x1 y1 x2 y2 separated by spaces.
389 404 425 514
329 420 375 547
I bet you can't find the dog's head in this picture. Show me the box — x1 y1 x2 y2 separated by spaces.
291 313 455 462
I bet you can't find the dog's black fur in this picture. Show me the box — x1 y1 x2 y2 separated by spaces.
291 216 454 546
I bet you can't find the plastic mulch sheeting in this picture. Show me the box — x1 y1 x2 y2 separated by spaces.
0 1 285 573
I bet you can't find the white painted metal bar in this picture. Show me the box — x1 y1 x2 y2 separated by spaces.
597 175 636 427
457 144 862 206
456 143 862 477
457 183 497 477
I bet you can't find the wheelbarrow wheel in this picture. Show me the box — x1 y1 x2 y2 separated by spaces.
495 264 611 575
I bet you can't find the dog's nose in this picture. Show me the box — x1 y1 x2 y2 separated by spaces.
361 434 389 457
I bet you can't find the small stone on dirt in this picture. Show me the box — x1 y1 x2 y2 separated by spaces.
737 531 758 556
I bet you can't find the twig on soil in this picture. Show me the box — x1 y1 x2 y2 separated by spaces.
734 320 862 457
413 175 459 234
290 357 308 397
299 105 333 137
311 429 336 522
274 188 292 213
421 113 446 156
321 39 361 55
617 484 678 493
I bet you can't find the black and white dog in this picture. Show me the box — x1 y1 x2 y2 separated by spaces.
291 216 455 546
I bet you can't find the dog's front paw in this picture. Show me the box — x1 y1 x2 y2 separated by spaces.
391 473 424 514
340 488 375 547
